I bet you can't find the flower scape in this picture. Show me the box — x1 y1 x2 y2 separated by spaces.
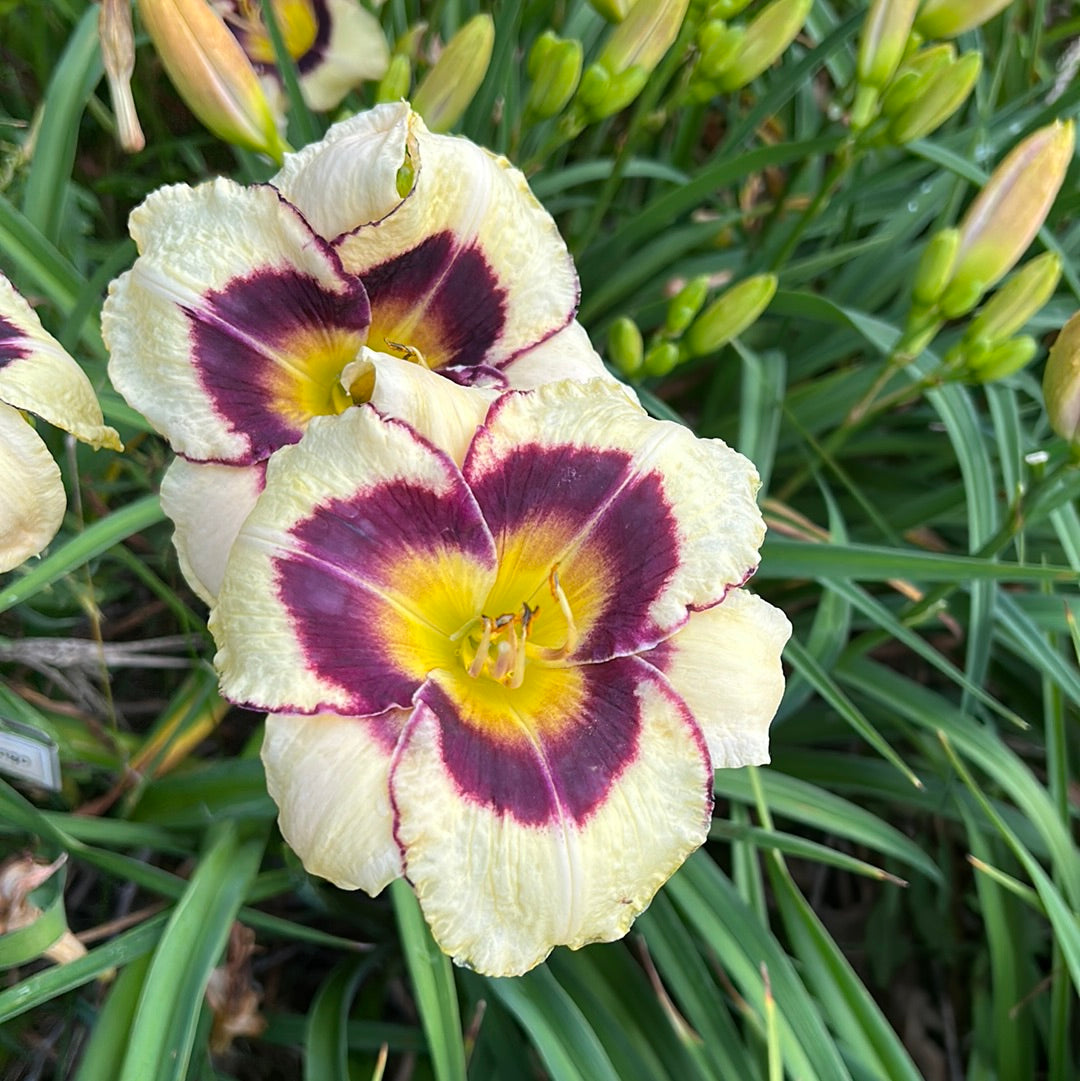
103 102 790 976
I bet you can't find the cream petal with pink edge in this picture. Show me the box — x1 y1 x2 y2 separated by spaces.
500 320 622 392
210 405 496 715
103 179 369 465
465 379 765 660
0 275 121 451
646 589 790 769
262 710 404 894
322 109 578 374
160 458 266 605
340 348 496 467
298 0 390 112
390 662 712 976
0 403 66 573
270 102 413 241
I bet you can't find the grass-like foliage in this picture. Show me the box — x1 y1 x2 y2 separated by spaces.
1 0 1079 1078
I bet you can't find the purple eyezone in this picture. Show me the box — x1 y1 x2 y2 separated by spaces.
0 316 29 368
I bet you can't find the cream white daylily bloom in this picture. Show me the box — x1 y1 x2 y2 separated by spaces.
0 275 122 573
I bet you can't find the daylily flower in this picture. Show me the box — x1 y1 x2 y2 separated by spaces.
213 0 390 113
0 275 122 574
208 376 790 976
103 103 612 603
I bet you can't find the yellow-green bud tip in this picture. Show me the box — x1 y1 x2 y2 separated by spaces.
1043 313 1080 445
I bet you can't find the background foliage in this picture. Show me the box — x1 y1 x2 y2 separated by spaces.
1 1 1078 1078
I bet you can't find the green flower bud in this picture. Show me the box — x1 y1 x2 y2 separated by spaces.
375 53 412 104
577 64 649 120
709 0 754 17
879 44 955 117
915 0 1013 39
1043 313 1080 444
528 30 559 79
412 15 494 133
685 273 777 356
598 0 690 79
968 335 1038 382
942 120 1075 313
664 276 711 336
965 253 1062 346
912 228 961 308
696 20 746 81
887 50 981 144
608 316 645 377
938 276 985 320
644 341 681 377
587 0 632 21
857 0 919 90
714 0 813 91
526 35 583 119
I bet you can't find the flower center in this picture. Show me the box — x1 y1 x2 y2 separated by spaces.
226 0 318 64
455 566 579 690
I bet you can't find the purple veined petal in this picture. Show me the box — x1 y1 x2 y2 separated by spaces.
389 655 712 976
104 179 370 465
211 405 497 716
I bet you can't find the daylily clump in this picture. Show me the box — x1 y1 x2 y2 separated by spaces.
102 102 789 975
210 375 790 975
0 275 121 574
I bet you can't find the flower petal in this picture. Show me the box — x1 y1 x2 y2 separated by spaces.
160 457 266 605
0 402 66 573
295 0 390 111
500 318 625 391
211 405 496 714
271 101 413 241
464 379 765 662
262 709 404 894
103 178 370 464
645 589 790 768
391 656 712 976
0 275 121 450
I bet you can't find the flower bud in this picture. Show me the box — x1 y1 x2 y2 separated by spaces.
968 335 1038 382
588 0 632 21
941 120 1075 313
576 63 649 120
608 316 645 377
709 0 755 17
915 0 1013 39
526 34 583 119
136 0 287 161
879 44 955 117
644 341 681 378
100 0 145 152
912 228 961 308
664 275 710 336
887 50 981 144
685 273 777 356
1042 312 1080 444
965 253 1062 346
375 53 412 103
412 15 495 133
598 0 690 80
857 0 919 90
696 20 746 82
714 0 813 91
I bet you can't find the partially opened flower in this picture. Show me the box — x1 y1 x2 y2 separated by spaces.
104 103 612 602
209 377 790 975
0 275 122 573
214 0 390 113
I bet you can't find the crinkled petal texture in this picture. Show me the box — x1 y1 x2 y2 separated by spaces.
0 403 66 573
0 275 121 451
212 378 782 975
103 178 370 464
274 103 581 375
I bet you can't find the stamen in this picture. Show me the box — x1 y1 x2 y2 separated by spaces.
467 616 494 678
384 338 429 368
548 565 579 657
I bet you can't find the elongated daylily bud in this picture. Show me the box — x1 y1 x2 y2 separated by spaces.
915 0 1014 39
685 273 777 357
375 53 411 103
1043 313 1080 444
858 0 919 89
714 0 812 91
664 275 710 336
100 0 145 152
412 15 494 133
968 335 1038 382
644 340 681 377
697 20 746 82
940 120 1075 314
879 43 955 117
599 0 690 80
588 0 631 20
137 0 287 160
912 228 960 307
608 316 645 377
526 33 583 120
887 50 981 144
965 253 1062 346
